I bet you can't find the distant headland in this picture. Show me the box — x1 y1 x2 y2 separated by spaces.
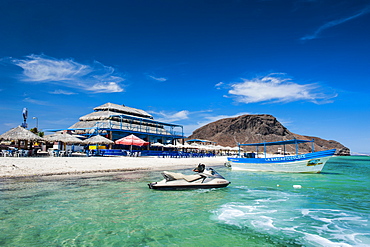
187 114 350 156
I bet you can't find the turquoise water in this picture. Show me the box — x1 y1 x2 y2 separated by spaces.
1 156 369 246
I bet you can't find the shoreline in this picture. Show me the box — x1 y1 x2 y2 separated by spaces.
0 156 228 179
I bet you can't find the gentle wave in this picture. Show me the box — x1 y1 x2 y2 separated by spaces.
212 189 370 246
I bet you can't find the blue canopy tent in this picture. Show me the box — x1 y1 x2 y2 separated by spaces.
238 139 315 158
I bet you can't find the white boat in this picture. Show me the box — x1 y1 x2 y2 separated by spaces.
226 139 336 173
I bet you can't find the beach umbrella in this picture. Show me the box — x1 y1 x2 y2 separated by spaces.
115 134 149 146
82 135 114 154
83 135 114 145
175 143 184 148
205 145 215 150
0 126 45 150
44 133 83 144
0 126 44 142
214 145 224 150
45 133 84 152
151 142 164 151
189 143 201 148
183 143 193 149
115 134 149 152
173 142 185 151
0 126 44 150
197 145 207 150
151 142 164 147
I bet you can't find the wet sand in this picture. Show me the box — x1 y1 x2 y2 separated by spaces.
0 156 228 178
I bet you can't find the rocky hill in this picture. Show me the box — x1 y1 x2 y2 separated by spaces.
187 114 350 155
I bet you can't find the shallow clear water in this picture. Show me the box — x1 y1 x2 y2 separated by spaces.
1 156 369 246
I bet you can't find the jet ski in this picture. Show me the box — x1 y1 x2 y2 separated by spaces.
148 164 230 190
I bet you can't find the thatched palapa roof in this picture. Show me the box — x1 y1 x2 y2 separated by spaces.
93 103 153 119
0 126 44 142
83 135 114 145
67 102 176 137
44 133 83 144
69 120 171 135
79 110 118 121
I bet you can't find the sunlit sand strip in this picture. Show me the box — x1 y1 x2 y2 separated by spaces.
0 156 228 178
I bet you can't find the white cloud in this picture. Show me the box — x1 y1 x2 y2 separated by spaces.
89 82 124 93
228 74 335 104
215 82 224 89
12 54 125 93
301 5 370 41
203 112 250 123
149 110 189 123
148 75 167 82
23 97 49 105
149 109 252 136
49 89 77 95
181 112 250 136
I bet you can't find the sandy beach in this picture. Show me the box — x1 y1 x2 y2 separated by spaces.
0 156 228 178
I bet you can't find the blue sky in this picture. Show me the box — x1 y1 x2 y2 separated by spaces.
0 0 369 154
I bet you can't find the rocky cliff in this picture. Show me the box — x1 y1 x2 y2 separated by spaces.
187 114 350 155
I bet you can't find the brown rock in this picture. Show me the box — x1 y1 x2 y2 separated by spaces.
187 114 350 155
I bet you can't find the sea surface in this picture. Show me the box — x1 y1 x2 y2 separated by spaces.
0 156 369 246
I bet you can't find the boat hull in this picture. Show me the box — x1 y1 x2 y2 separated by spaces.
148 181 230 190
148 176 230 190
226 149 336 173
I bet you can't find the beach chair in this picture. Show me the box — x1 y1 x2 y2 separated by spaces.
52 150 59 157
12 150 20 157
1 150 9 157
21 150 29 157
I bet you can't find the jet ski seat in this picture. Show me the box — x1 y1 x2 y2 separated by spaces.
162 171 203 182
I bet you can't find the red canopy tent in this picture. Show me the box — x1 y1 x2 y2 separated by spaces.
115 134 149 151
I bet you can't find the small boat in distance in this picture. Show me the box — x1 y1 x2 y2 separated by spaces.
226 139 336 173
